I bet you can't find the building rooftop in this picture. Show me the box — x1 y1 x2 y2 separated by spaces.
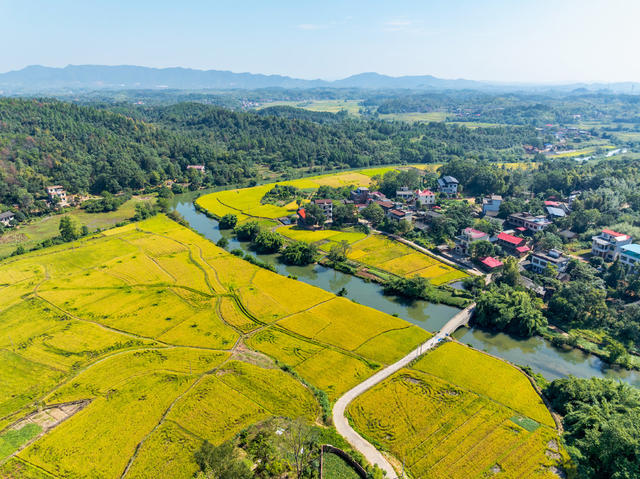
516 245 531 254
480 256 503 268
602 229 631 240
417 189 434 196
463 227 488 240
439 175 459 184
622 244 640 259
0 211 14 220
314 199 332 205
546 206 566 217
497 232 525 245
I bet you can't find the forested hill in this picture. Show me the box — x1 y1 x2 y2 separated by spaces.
0 98 535 209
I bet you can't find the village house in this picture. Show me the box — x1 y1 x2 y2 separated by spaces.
620 244 640 270
374 200 395 212
507 212 551 232
416 189 435 206
187 164 205 173
591 229 632 262
437 176 459 197
350 186 370 203
0 211 15 227
395 186 414 201
455 227 490 255
46 185 69 207
530 249 570 274
313 199 333 222
387 209 412 222
497 232 530 257
482 195 502 216
479 256 503 272
369 191 387 202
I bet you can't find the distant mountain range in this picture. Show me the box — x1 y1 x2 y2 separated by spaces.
0 65 638 94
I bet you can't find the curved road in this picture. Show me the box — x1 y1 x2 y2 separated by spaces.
332 304 475 478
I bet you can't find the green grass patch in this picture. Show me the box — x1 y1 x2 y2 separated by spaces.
510 415 540 432
0 423 42 460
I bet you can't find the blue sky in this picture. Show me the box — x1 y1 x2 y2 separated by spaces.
1 0 638 83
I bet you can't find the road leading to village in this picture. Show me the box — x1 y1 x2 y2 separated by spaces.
332 303 476 478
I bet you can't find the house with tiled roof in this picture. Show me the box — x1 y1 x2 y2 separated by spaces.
313 199 333 222
497 232 529 257
455 227 490 255
591 229 632 261
416 189 435 206
437 176 459 197
507 212 551 232
387 209 412 222
479 256 503 271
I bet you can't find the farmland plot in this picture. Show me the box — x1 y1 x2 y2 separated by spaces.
2 215 432 477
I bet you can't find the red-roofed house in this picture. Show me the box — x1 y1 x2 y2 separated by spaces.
592 229 632 261
479 256 503 271
455 227 490 255
375 200 395 212
497 232 529 256
416 189 435 206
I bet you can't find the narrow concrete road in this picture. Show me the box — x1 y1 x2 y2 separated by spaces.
332 304 475 478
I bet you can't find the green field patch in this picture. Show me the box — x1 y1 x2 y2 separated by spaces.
0 423 42 460
510 415 540 432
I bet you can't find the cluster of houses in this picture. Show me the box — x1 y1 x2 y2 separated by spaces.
295 175 459 229
1 185 71 229
454 195 578 274
591 229 640 270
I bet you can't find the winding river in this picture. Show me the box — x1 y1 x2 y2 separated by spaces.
170 191 640 387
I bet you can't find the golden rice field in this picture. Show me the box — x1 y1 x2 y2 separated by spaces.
347 234 467 285
0 214 432 478
348 344 568 479
195 165 421 221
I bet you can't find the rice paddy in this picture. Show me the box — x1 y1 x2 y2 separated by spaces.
348 344 568 479
0 214 431 477
347 234 467 285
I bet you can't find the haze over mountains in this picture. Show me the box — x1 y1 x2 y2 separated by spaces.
1 64 638 94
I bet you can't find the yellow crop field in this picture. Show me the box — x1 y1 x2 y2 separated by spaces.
1 214 433 477
247 327 325 366
294 348 380 401
279 225 366 247
124 422 200 479
348 234 467 285
348 369 566 479
278 297 430 355
412 342 554 426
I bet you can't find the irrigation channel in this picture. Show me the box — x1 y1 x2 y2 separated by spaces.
170 191 640 387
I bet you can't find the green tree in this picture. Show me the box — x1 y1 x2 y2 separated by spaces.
252 231 284 253
59 216 79 242
235 221 261 241
332 203 357 227
469 240 495 260
194 441 252 479
281 241 317 265
327 240 350 263
219 214 238 230
474 284 547 337
360 202 385 227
